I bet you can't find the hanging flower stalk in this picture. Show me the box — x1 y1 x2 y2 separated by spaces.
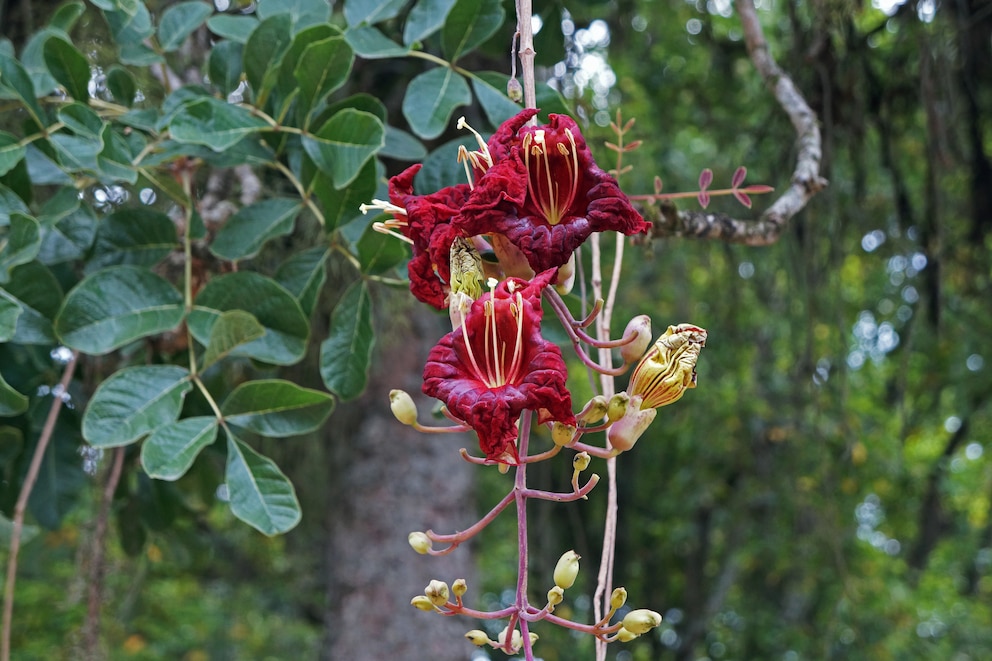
367 100 705 661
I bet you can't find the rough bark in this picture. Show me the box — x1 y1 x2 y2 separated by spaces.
321 301 477 660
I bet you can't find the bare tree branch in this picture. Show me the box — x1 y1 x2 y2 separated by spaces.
648 0 828 245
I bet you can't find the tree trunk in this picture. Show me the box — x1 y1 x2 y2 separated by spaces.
321 301 476 659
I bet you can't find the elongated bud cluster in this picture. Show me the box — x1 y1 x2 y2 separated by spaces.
465 630 491 646
620 315 652 364
424 579 450 607
389 390 418 425
629 324 707 409
610 586 628 610
554 550 580 590
552 421 576 446
622 608 662 635
408 531 432 554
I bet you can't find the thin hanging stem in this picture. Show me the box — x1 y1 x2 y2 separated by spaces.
1 350 80 661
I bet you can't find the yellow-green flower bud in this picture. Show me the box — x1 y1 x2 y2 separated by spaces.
410 595 435 611
616 627 640 642
546 585 564 610
424 579 449 607
629 324 707 409
607 396 657 452
408 531 432 554
553 550 580 590
578 395 610 423
465 630 490 646
572 452 591 472
507 77 524 103
389 390 418 425
528 632 539 646
452 578 468 598
610 587 628 610
619 315 652 365
621 609 662 635
552 422 577 446
606 392 630 422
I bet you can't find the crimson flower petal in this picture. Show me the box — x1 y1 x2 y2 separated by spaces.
422 269 575 463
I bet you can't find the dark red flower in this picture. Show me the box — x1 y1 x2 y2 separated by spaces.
456 111 651 273
386 164 471 309
422 269 575 464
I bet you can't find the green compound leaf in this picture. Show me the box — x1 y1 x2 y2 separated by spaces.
221 379 334 437
141 416 218 480
54 266 184 355
356 221 407 275
294 35 354 121
0 371 28 417
471 73 523 127
0 213 41 283
157 1 214 52
57 102 104 138
303 108 384 189
274 246 328 317
206 15 258 43
312 155 377 232
0 296 20 342
441 0 504 63
210 198 301 261
82 365 192 448
106 65 137 106
401 67 471 140
188 272 309 366
0 261 62 345
343 0 406 27
343 26 410 59
225 431 301 535
0 131 26 177
320 280 373 401
0 52 46 125
42 35 90 100
200 309 266 371
169 97 270 152
404 0 458 45
87 207 177 273
207 40 244 96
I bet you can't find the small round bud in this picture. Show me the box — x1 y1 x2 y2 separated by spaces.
552 422 577 447
465 630 490 646
622 608 662 635
620 315 652 364
572 452 590 472
529 632 539 646
546 585 564 609
606 392 630 422
578 395 610 423
410 595 435 611
507 77 524 103
553 550 580 590
408 531 432 554
610 587 628 610
452 578 468 598
390 390 418 425
424 579 450 607
555 253 576 294
616 627 640 642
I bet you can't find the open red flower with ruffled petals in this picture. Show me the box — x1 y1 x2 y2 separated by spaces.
457 111 651 273
383 164 471 309
422 269 575 464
